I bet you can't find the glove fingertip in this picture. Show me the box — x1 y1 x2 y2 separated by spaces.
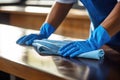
63 54 67 57
58 51 63 55
16 40 20 44
70 54 75 58
16 40 24 45
26 41 32 46
33 40 40 43
26 39 32 44
16 36 27 45
32 43 37 46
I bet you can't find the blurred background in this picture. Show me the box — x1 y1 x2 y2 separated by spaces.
0 0 89 39
0 0 85 9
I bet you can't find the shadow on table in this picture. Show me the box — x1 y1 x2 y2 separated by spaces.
52 45 120 80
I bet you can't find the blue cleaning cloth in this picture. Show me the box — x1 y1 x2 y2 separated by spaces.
32 39 104 60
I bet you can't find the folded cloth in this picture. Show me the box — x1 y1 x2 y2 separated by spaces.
32 39 104 60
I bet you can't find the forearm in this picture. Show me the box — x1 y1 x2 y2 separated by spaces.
101 2 120 37
45 2 73 29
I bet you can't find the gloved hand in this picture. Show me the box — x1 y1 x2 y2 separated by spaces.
16 23 55 46
58 25 111 57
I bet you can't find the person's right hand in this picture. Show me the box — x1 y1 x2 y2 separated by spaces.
16 23 55 46
58 25 111 57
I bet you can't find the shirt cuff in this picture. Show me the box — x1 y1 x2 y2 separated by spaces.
117 0 120 2
56 0 77 4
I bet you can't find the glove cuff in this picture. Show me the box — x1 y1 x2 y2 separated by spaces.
40 23 55 38
88 25 111 49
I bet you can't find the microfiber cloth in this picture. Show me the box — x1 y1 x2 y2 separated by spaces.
32 39 104 60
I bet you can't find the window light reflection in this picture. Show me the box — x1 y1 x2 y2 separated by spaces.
0 24 26 62
25 6 51 13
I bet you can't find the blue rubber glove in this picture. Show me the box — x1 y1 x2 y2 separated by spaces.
58 25 111 57
16 23 55 46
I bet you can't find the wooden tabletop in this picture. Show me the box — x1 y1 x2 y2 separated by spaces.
0 24 120 80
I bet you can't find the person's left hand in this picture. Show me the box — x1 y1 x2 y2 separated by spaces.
16 23 55 46
58 40 96 57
